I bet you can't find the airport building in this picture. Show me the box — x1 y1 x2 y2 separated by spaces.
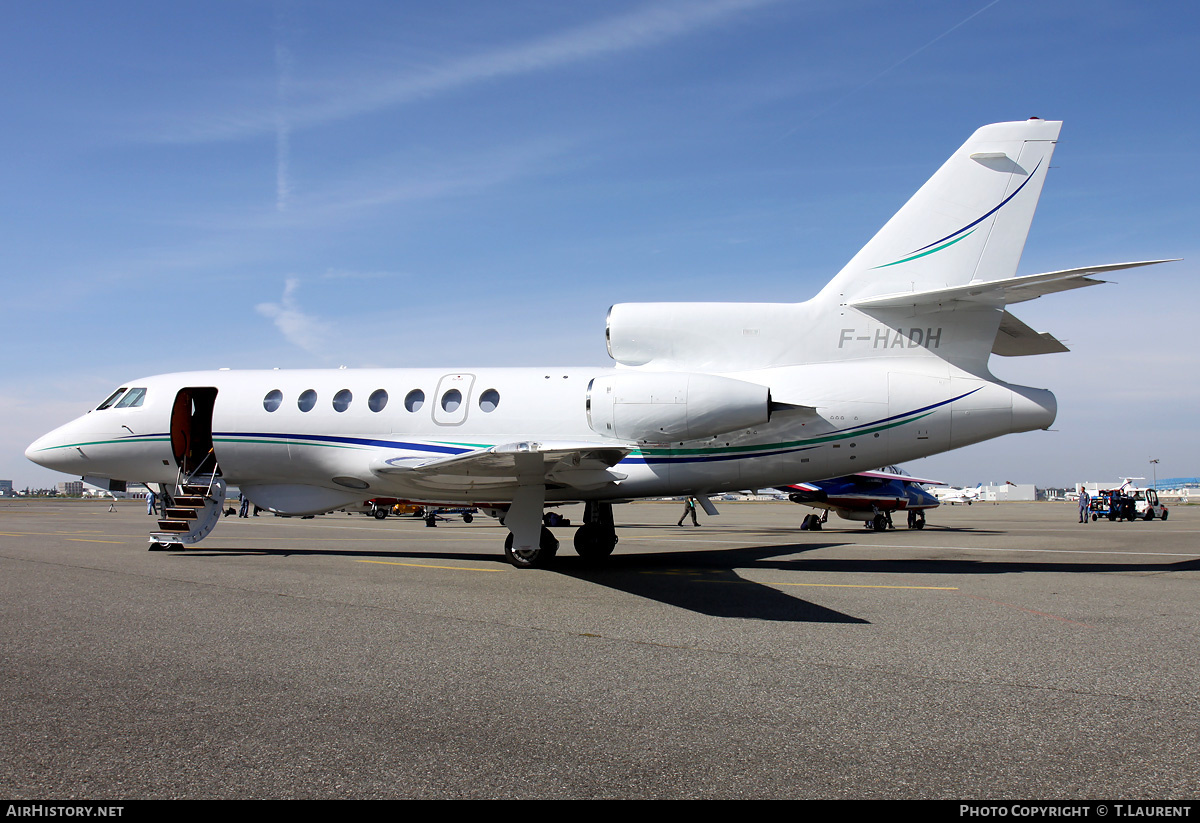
0 480 12 497
56 481 84 496
978 483 1036 502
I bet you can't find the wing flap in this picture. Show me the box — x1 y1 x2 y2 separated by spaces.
372 441 631 490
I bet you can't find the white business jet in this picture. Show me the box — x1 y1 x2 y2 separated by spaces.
26 119 1173 567
930 483 983 505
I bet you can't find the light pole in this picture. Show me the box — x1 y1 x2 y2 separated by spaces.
1149 458 1159 490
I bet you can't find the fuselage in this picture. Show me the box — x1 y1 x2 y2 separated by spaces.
27 358 1055 515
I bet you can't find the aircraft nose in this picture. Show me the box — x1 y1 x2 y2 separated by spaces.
25 432 54 468
25 422 80 473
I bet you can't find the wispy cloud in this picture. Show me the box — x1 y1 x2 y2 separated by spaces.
275 42 294 212
274 4 296 212
255 278 333 355
152 0 780 144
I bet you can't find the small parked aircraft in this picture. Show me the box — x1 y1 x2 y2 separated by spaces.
26 119 1174 566
930 484 983 505
780 467 942 531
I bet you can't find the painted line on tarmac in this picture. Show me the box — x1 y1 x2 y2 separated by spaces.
841 543 1199 558
773 581 958 590
356 559 505 572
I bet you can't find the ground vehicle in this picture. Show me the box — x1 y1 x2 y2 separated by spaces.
1129 488 1169 520
347 498 477 523
1091 488 1168 521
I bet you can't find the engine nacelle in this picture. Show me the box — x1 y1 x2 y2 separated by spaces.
586 372 770 443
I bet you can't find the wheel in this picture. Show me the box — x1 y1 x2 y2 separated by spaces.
573 523 618 559
1144 509 1154 521
372 508 388 519
505 527 559 568
1162 510 1169 520
872 514 888 532
462 512 473 524
1092 513 1097 521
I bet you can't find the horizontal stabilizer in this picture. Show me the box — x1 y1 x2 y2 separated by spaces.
850 259 1177 310
993 310 1069 356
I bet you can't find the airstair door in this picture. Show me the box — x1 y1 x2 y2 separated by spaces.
170 387 220 475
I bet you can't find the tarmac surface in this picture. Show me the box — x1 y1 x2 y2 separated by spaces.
1 498 1197 799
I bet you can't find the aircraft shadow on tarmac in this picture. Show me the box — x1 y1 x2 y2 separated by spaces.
178 536 1200 625
182 542 865 623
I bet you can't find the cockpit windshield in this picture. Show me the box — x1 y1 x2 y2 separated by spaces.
95 387 146 410
115 387 146 408
96 389 127 410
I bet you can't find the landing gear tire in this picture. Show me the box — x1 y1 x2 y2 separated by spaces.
872 514 888 532
462 512 474 524
504 527 559 568
373 508 388 519
908 511 925 530
573 523 618 559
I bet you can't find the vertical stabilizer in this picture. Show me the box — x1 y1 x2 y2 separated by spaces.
820 119 1061 305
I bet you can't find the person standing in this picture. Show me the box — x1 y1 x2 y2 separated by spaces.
146 489 156 516
1078 489 1090 524
677 496 700 527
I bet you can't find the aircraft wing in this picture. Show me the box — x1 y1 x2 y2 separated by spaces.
371 441 632 490
852 469 944 486
849 260 1177 310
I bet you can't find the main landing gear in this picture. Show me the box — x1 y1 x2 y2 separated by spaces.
501 500 619 568
504 527 559 569
573 501 619 560
907 510 926 530
865 510 893 531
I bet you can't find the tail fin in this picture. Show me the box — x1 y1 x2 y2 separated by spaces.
820 118 1062 305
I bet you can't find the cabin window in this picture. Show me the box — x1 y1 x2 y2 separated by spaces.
115 388 147 408
298 389 317 412
441 389 462 412
97 388 127 410
263 390 283 412
368 389 388 413
333 389 353 412
479 388 500 413
404 389 425 412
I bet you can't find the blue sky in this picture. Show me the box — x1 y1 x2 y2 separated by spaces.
4 0 1196 489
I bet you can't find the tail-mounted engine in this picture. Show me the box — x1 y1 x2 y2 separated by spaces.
586 372 770 443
